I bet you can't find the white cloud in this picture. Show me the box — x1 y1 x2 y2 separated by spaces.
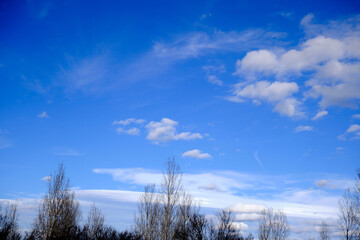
312 110 328 120
60 54 116 94
42 176 52 182
254 151 264 169
182 149 212 159
233 81 298 102
235 50 278 75
231 81 302 117
152 30 283 61
8 168 352 238
274 98 303 117
236 36 347 76
315 179 328 188
346 124 360 133
230 202 266 214
145 118 202 143
352 113 360 119
294 125 314 133
339 124 360 140
231 15 360 112
203 63 225 86
112 118 146 125
207 75 223 86
232 222 249 231
198 184 222 192
116 127 140 136
92 167 349 221
235 213 261 221
38 111 49 118
52 147 83 156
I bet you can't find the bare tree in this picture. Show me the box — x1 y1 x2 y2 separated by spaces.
272 210 289 240
338 188 358 240
258 209 272 240
135 158 202 240
86 203 105 239
32 163 81 239
134 184 160 240
0 202 21 240
187 212 210 240
216 209 240 240
319 221 330 240
173 192 197 239
159 158 183 240
258 208 289 240
354 169 360 239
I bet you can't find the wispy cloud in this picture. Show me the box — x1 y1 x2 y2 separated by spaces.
58 54 119 95
91 167 347 223
346 124 360 133
253 151 264 169
116 127 140 136
202 63 226 86
38 111 49 118
112 118 146 126
312 110 328 120
182 149 212 159
294 125 314 133
152 30 284 61
339 124 360 140
352 113 360 119
315 179 328 188
52 147 83 156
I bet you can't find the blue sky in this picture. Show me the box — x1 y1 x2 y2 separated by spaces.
1 0 360 238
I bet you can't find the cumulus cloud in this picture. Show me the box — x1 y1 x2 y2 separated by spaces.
294 125 314 133
235 50 278 75
312 110 328 120
230 81 302 117
38 111 49 118
182 149 212 159
230 15 360 114
116 127 140 136
145 118 202 143
274 98 303 117
112 118 146 125
233 81 298 102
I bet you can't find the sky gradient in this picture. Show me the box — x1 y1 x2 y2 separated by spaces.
1 0 360 239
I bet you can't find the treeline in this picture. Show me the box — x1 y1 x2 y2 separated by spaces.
1 160 359 240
